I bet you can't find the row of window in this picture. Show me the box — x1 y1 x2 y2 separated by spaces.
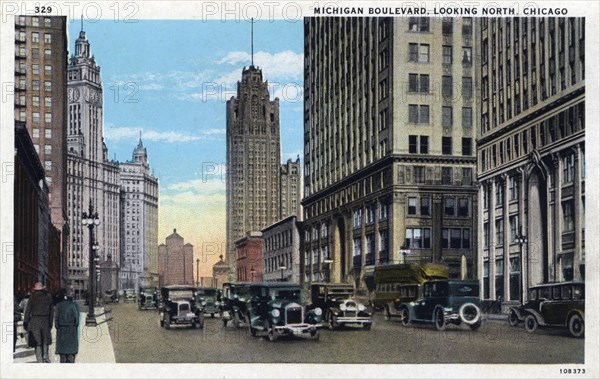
408 43 473 65
411 166 473 185
17 16 53 28
16 79 52 92
265 253 293 273
408 74 473 99
408 105 473 128
408 136 473 156
352 201 389 229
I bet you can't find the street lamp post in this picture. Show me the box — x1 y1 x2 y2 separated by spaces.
515 227 527 302
196 258 200 287
323 259 333 283
279 266 286 282
82 203 100 326
93 241 100 301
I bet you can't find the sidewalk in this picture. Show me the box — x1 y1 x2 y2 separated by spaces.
13 307 116 363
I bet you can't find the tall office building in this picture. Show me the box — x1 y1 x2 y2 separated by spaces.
66 26 121 297
280 157 302 220
14 15 69 287
119 137 159 289
158 229 194 287
303 17 478 287
226 65 281 280
477 18 585 311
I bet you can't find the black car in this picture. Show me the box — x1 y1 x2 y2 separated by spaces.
196 287 219 318
310 283 372 330
159 285 204 329
508 282 584 338
396 280 482 331
219 282 252 328
247 283 323 341
138 287 159 310
102 289 120 304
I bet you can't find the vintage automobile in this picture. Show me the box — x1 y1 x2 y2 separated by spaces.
310 283 372 330
102 289 120 304
247 283 323 341
159 285 204 330
123 290 137 303
138 287 159 310
396 280 482 331
507 281 584 338
381 283 420 322
196 287 219 318
219 282 252 328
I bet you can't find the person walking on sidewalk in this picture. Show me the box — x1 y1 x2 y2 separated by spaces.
55 288 80 363
23 282 54 363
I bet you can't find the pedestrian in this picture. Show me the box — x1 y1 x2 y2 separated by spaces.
54 287 80 363
14 296 23 352
23 282 54 363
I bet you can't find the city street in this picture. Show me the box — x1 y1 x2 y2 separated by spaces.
106 302 584 364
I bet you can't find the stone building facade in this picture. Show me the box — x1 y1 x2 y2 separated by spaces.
280 157 302 220
158 230 194 287
226 66 281 280
262 216 302 283
476 17 585 311
235 232 264 282
302 17 478 288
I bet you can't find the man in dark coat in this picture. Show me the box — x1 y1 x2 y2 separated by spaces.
55 288 80 363
23 282 54 363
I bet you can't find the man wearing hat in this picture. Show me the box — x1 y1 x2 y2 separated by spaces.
23 282 54 363
55 287 80 363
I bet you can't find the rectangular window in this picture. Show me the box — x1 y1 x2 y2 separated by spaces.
462 77 473 98
33 112 40 123
484 222 490 248
445 198 455 216
419 105 430 124
462 47 473 65
509 215 519 242
562 201 574 232
353 208 363 228
379 201 388 220
44 33 51 43
495 219 504 245
462 138 472 156
409 105 429 124
562 154 575 184
32 96 40 107
353 238 362 257
462 107 473 128
405 228 431 249
408 197 417 215
442 76 453 98
379 230 389 253
442 167 452 185
44 145 52 155
443 45 453 64
32 128 40 138
419 44 430 62
32 32 40 43
419 136 429 154
45 129 52 139
414 166 425 184
32 64 40 75
409 43 419 62
408 74 429 93
495 181 504 205
442 106 453 127
442 18 453 35
44 49 51 58
45 113 52 123
44 161 52 171
44 81 52 92
442 137 452 155
45 97 52 107
420 197 431 216
44 65 51 75
32 17 39 26
409 135 418 154
458 198 469 217
509 176 520 201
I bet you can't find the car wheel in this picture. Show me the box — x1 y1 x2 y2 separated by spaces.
233 311 241 329
165 314 171 330
400 307 411 327
328 313 336 331
211 313 215 318
508 310 519 327
310 329 320 340
383 306 391 322
159 317 164 327
524 314 538 333
266 321 278 342
568 314 584 338
469 320 482 331
363 322 372 330
434 309 446 331
222 318 228 327
250 323 257 337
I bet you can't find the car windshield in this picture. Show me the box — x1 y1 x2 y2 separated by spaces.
328 288 353 298
168 289 194 300
269 288 301 302
449 282 479 297
197 289 217 297
231 286 251 297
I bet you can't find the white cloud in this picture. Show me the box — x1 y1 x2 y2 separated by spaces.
104 125 222 143
216 50 304 81
166 178 225 194
139 83 163 91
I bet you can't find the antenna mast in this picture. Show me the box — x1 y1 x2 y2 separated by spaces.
251 18 254 67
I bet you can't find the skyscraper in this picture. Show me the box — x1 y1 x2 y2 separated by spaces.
14 15 69 287
280 157 302 220
303 17 478 286
477 17 585 309
66 25 121 297
226 65 281 280
119 137 159 289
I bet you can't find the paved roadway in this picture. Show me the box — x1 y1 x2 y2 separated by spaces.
106 302 584 364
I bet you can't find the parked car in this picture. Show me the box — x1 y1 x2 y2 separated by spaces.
123 290 137 303
219 282 252 328
159 285 204 330
382 283 420 321
247 282 323 341
396 280 482 331
138 287 159 310
102 290 120 304
310 283 372 330
507 281 584 338
196 287 219 318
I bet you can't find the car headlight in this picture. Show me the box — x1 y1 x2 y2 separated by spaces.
339 304 347 311
202 301 207 306
314 307 322 316
271 309 280 317
358 304 366 312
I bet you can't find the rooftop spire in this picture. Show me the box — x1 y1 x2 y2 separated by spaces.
251 18 254 67
80 14 83 32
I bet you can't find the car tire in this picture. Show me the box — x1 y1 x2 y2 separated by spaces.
327 313 336 331
400 307 411 327
211 313 215 318
383 306 391 322
311 329 320 340
250 323 257 337
568 314 584 338
508 310 519 327
223 318 228 327
434 308 446 331
233 312 241 329
165 314 171 330
363 322 372 330
267 322 278 342
524 314 538 333
469 320 482 331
